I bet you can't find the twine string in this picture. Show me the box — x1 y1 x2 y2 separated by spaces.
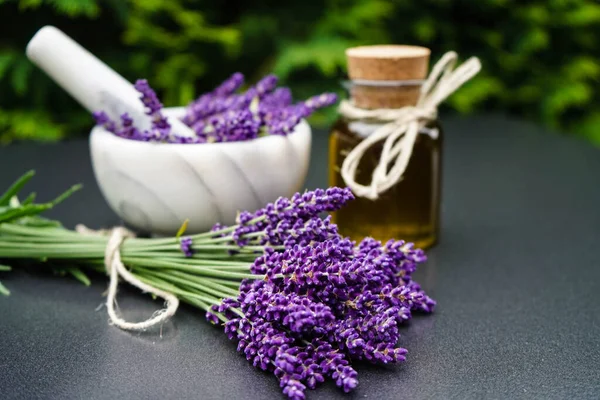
339 51 481 200
76 224 179 331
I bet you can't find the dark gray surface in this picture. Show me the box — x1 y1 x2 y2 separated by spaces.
1 115 599 400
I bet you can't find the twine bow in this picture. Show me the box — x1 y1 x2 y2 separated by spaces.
76 224 179 331
338 51 481 200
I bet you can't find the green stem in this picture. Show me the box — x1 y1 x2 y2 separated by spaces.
127 259 257 280
0 250 103 259
123 256 251 273
135 272 222 306
0 242 107 250
131 256 251 267
139 268 237 299
0 234 103 244
125 242 270 252
122 250 256 261
136 225 238 246
205 277 246 289
0 224 84 238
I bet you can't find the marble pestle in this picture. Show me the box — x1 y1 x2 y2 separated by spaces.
25 25 195 137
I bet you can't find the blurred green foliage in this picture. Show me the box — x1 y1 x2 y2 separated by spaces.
0 0 599 144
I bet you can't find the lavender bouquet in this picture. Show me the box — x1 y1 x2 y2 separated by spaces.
0 171 434 400
93 73 337 144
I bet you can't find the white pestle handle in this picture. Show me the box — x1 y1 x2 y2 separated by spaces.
26 26 195 137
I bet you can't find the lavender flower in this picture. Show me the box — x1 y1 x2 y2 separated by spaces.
134 79 171 133
206 311 220 325
183 73 245 125
183 93 217 126
92 111 117 133
94 73 337 144
200 187 433 399
254 74 279 97
185 74 278 129
118 113 148 141
260 87 293 110
262 93 337 136
230 187 354 248
213 72 244 97
208 109 261 142
180 236 193 257
302 93 338 115
265 108 304 136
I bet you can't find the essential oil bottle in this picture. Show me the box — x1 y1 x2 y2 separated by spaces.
329 45 442 249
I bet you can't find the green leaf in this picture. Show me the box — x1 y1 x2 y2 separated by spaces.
0 265 12 271
50 184 82 206
447 75 504 113
19 215 62 228
0 204 52 224
413 18 436 42
562 57 600 81
0 109 65 143
153 54 206 105
67 267 91 287
22 192 36 205
0 173 81 224
516 5 550 25
0 170 35 207
0 51 16 80
46 0 100 17
0 281 10 296
575 112 600 145
542 82 593 126
516 27 549 54
176 219 189 239
562 4 600 27
17 0 43 10
274 37 351 79
10 58 33 96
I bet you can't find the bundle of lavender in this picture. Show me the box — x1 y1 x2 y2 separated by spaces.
0 171 434 400
93 73 337 144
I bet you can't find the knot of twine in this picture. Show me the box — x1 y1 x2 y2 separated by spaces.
76 224 179 331
338 51 482 200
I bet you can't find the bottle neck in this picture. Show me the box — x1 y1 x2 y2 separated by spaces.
347 80 422 110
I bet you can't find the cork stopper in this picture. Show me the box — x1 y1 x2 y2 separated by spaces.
345 45 431 109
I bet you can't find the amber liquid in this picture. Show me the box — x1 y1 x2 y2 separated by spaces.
329 118 442 249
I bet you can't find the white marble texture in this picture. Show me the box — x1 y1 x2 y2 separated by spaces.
90 107 312 235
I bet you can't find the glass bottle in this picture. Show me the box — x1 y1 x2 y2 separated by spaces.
329 45 442 249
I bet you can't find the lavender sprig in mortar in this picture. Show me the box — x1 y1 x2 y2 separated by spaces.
93 74 337 144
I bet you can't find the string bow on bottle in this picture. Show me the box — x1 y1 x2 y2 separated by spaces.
338 51 481 200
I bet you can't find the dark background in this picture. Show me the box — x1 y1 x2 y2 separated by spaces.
1 118 599 399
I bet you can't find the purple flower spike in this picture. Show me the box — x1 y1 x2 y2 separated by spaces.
119 113 141 140
303 93 338 114
92 111 117 133
265 109 304 136
134 79 163 115
180 236 193 257
97 73 339 143
134 79 171 133
254 74 278 97
261 87 293 110
213 72 245 97
210 109 261 142
200 184 434 399
206 312 219 325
